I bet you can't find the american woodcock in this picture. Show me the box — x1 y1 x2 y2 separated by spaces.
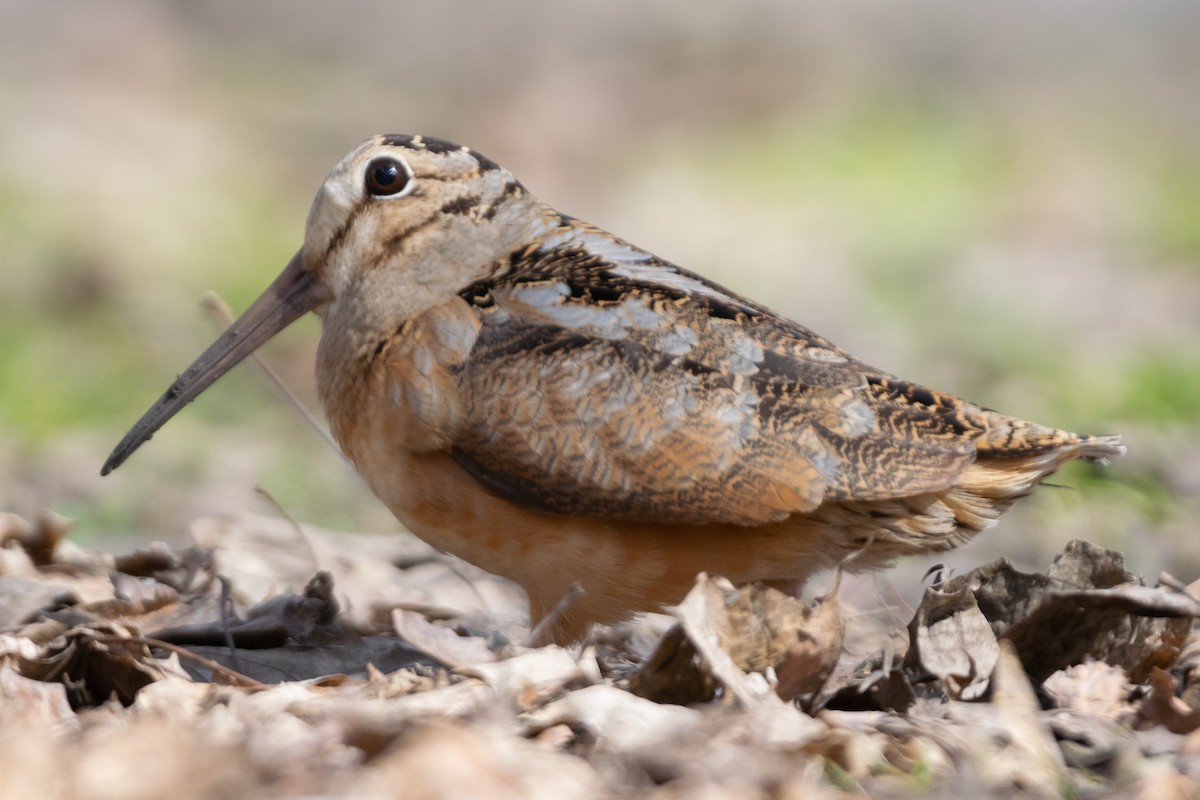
103 134 1124 644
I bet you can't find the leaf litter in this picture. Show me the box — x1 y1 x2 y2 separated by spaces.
1 509 1199 798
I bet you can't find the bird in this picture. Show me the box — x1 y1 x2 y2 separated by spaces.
103 134 1125 645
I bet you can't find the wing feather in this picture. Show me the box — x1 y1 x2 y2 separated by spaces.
451 230 990 525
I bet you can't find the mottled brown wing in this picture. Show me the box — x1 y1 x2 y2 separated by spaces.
451 245 988 525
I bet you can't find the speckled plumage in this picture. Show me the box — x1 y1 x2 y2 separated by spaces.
105 134 1125 644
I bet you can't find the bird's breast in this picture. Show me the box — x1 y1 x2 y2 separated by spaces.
318 295 482 466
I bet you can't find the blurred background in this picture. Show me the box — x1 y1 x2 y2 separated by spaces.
1 1 1197 586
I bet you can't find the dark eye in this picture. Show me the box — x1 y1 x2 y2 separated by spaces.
365 157 411 197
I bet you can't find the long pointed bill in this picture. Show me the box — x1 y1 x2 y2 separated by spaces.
101 250 330 476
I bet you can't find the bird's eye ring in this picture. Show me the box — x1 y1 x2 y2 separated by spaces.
365 157 412 197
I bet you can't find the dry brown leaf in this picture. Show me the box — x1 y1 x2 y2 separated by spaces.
0 664 78 732
1046 708 1138 773
349 721 602 800
0 511 70 567
631 574 841 707
675 574 776 706
520 683 702 752
1178 626 1200 709
0 576 80 628
766 584 844 704
924 540 1200 684
112 542 214 595
82 573 179 620
710 702 828 750
1134 769 1200 800
905 581 998 699
1135 668 1200 734
990 639 1069 794
17 622 179 708
822 662 917 713
1043 660 1134 718
824 708 974 771
535 722 576 748
0 633 41 663
310 678 495 744
463 646 590 710
629 622 720 705
391 609 496 669
0 512 34 548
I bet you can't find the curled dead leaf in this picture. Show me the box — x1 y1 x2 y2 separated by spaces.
1043 660 1133 719
16 622 178 708
630 574 842 707
911 540 1199 685
1135 668 1200 734
904 581 999 700
391 609 496 670
0 511 71 567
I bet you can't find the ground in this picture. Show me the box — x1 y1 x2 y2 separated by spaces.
2 511 1199 798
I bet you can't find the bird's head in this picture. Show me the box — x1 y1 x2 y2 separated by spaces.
101 134 537 475
304 135 536 336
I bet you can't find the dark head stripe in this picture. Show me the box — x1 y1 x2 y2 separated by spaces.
378 134 501 173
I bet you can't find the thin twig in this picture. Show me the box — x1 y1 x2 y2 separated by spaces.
217 574 245 675
871 573 915 635
86 633 267 689
524 582 586 648
1160 572 1200 600
255 484 322 574
199 291 346 462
